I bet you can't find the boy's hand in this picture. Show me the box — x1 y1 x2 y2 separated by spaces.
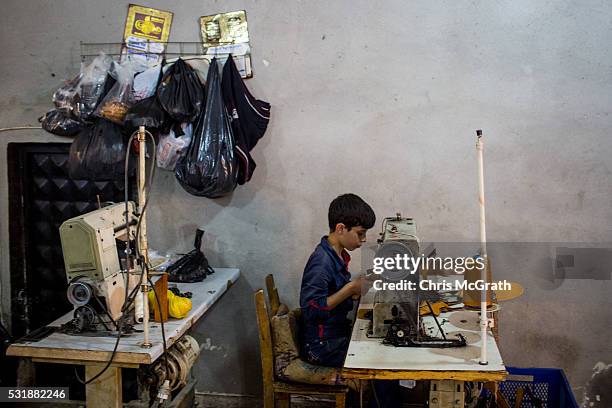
350 276 373 296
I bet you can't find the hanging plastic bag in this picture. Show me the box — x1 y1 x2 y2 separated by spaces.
97 72 117 104
39 109 84 137
157 58 204 123
68 119 128 180
124 63 167 130
175 58 238 197
123 95 168 130
52 72 83 114
157 123 193 171
94 61 136 124
132 63 162 102
221 55 271 185
74 53 113 120
166 229 215 283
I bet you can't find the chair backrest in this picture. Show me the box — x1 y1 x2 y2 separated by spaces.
265 274 281 316
254 289 275 388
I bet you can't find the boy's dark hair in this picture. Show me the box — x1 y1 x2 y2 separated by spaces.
328 193 376 231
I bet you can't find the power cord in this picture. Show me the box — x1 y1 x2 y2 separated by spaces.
0 126 43 132
370 379 381 408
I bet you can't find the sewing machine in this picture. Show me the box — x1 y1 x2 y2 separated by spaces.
59 202 139 332
369 215 421 338
368 214 466 348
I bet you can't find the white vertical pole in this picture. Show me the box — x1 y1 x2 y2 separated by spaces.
476 129 488 365
138 125 151 348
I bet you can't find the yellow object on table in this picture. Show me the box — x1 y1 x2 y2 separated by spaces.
149 289 192 319
419 301 449 316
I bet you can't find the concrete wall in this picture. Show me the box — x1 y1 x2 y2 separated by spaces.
1 0 611 402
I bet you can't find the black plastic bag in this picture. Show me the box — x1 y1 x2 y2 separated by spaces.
123 95 168 130
124 63 168 130
98 73 117 103
39 109 84 137
175 58 238 197
157 58 204 123
68 119 128 180
167 229 214 283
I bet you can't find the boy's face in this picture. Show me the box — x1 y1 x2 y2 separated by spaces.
335 224 368 251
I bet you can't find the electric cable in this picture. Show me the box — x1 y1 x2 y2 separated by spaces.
74 313 125 385
0 126 43 132
370 379 381 408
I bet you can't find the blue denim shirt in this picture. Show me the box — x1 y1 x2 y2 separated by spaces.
299 237 354 344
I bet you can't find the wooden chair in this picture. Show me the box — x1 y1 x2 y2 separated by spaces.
265 274 281 316
254 289 348 408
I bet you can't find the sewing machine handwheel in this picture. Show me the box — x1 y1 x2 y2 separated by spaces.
67 281 93 306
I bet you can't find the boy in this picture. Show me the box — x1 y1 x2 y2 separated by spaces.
299 193 375 367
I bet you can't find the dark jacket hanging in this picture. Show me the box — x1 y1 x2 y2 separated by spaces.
221 55 271 185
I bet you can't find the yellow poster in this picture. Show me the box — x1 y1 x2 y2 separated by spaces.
124 4 173 43
122 4 173 65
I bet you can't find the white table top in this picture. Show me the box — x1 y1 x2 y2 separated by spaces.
7 268 240 366
343 297 506 380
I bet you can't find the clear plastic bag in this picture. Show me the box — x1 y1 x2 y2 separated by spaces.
49 53 111 121
175 58 238 197
52 72 82 114
157 123 193 171
132 63 162 102
74 53 113 120
94 60 136 124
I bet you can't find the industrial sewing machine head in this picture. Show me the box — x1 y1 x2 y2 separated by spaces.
59 202 139 332
369 214 421 338
367 214 466 347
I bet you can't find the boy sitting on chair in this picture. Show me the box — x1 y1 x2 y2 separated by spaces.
299 193 375 367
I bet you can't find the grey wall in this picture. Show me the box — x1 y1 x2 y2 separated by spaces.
1 0 611 402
